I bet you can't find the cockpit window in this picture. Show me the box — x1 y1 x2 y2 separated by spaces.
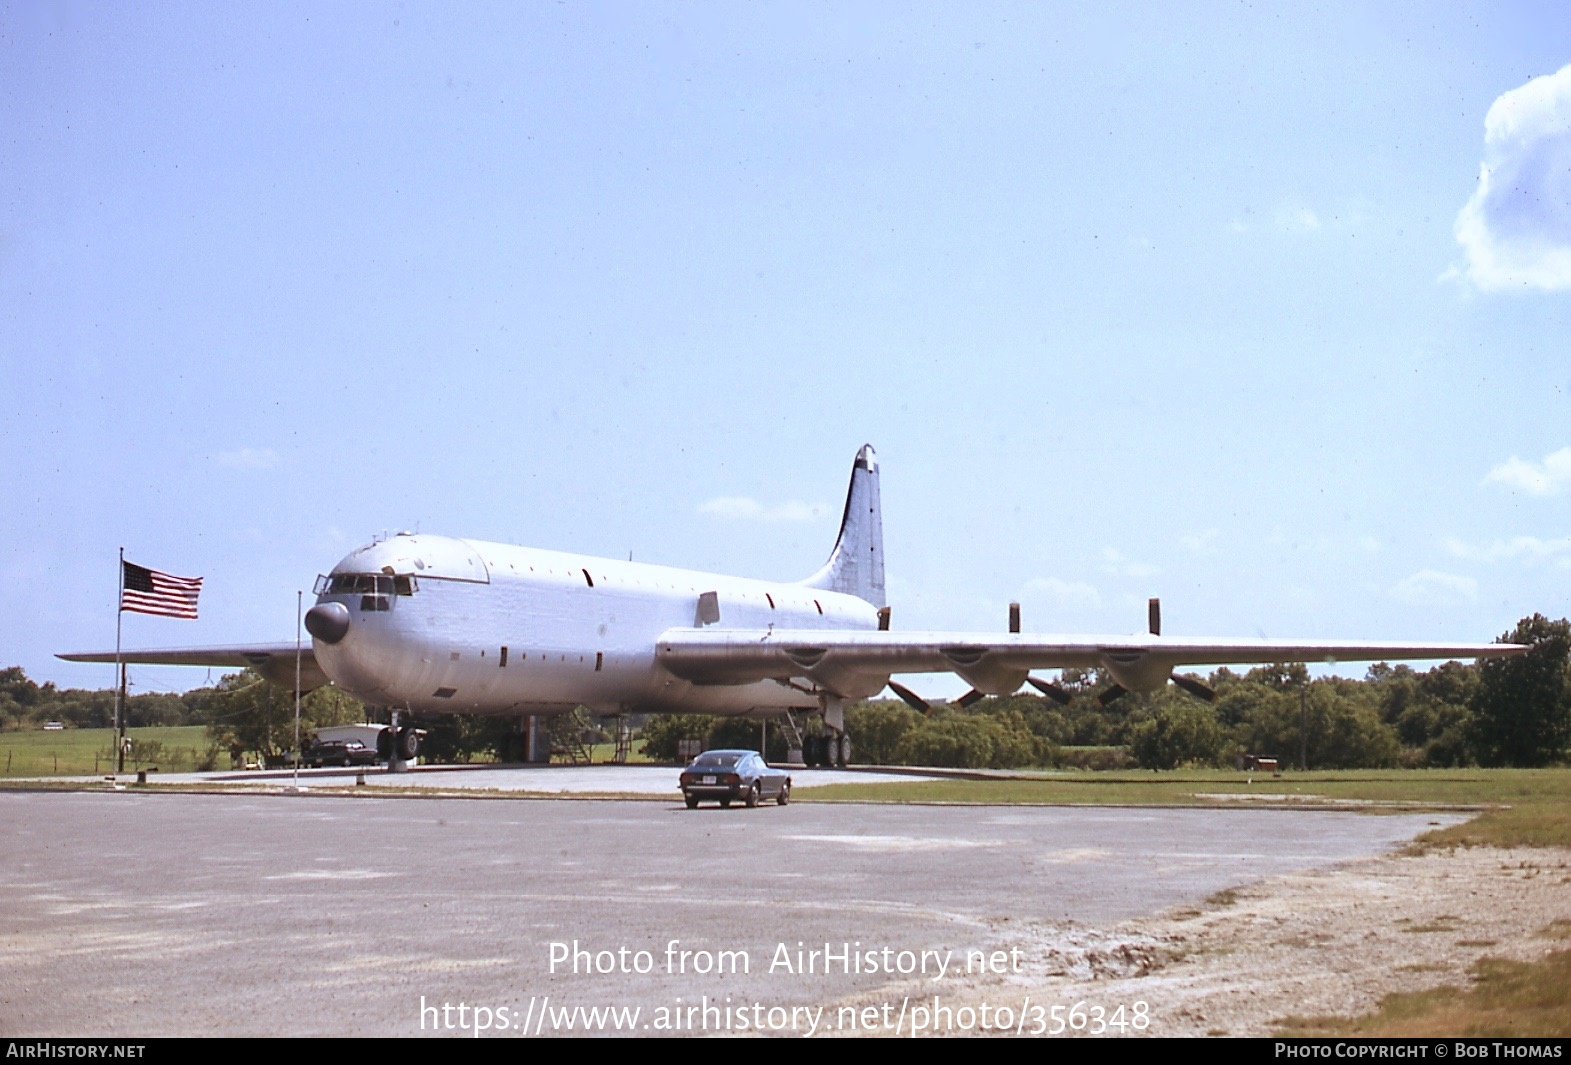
313 573 416 596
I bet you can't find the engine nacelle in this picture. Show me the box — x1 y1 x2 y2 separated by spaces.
1099 651 1175 694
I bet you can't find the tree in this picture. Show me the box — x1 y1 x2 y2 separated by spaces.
1129 700 1227 770
204 672 367 760
638 714 716 761
894 708 1043 768
844 700 921 764
1232 681 1400 769
1469 614 1571 768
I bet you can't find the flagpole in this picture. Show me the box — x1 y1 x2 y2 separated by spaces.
114 547 124 776
294 590 302 789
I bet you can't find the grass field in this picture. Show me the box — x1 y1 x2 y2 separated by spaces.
0 726 214 776
0 729 665 776
794 767 1571 848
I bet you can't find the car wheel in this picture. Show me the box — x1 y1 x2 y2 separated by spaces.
745 783 760 808
684 793 699 810
777 781 790 806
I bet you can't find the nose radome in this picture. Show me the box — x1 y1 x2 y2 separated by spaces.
305 602 351 644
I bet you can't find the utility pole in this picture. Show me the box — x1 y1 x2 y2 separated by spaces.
1299 682 1307 771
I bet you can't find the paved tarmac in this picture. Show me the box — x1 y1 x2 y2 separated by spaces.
150 760 930 794
0 788 1463 1037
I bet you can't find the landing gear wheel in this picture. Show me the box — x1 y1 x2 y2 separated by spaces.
837 733 851 768
685 793 699 809
777 781 791 806
720 798 732 808
745 783 760 808
397 727 420 761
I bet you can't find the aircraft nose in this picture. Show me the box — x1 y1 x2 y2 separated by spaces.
305 602 351 644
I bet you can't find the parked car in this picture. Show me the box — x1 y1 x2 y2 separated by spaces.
305 739 380 768
679 749 791 809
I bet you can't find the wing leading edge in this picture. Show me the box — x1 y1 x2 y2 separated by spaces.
656 628 1527 701
57 646 327 692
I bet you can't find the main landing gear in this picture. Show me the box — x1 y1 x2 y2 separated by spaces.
802 732 851 768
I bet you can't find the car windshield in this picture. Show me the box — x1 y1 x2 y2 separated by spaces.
692 753 741 767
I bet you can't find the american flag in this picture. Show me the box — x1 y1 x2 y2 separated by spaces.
121 560 202 619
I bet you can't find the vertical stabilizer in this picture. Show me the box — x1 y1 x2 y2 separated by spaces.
801 445 885 608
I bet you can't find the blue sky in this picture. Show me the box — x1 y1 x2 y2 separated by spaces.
4 2 1569 698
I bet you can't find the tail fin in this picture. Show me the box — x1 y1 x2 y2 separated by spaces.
801 444 885 608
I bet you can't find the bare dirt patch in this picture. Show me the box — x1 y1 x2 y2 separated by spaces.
936 845 1571 1036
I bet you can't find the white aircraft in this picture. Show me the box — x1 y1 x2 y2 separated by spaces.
62 445 1522 766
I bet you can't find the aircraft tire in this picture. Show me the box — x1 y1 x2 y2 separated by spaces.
398 727 420 761
720 798 731 808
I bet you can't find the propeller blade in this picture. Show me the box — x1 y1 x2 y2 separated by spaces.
1170 673 1217 702
886 681 930 714
1148 597 1161 636
1009 601 1021 634
954 689 985 708
1027 676 1073 705
1097 683 1129 706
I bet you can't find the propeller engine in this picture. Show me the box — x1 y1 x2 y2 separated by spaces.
1097 597 1216 704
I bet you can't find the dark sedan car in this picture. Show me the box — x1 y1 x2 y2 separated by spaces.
679 749 791 809
304 740 380 768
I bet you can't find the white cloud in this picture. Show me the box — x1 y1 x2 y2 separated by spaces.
1482 447 1571 495
1444 534 1571 565
1020 577 1102 610
213 448 279 469
698 496 826 523
1099 547 1159 578
1453 64 1571 291
1179 529 1219 556
1391 569 1478 606
1276 204 1322 233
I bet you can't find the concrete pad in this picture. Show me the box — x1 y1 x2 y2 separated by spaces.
103 762 947 794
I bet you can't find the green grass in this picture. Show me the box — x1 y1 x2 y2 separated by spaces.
793 767 1571 848
0 726 213 776
1277 946 1571 1037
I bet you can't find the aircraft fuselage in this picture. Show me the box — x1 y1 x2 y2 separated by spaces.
309 533 877 717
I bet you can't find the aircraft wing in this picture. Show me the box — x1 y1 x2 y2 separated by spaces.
57 645 327 692
656 628 1525 699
